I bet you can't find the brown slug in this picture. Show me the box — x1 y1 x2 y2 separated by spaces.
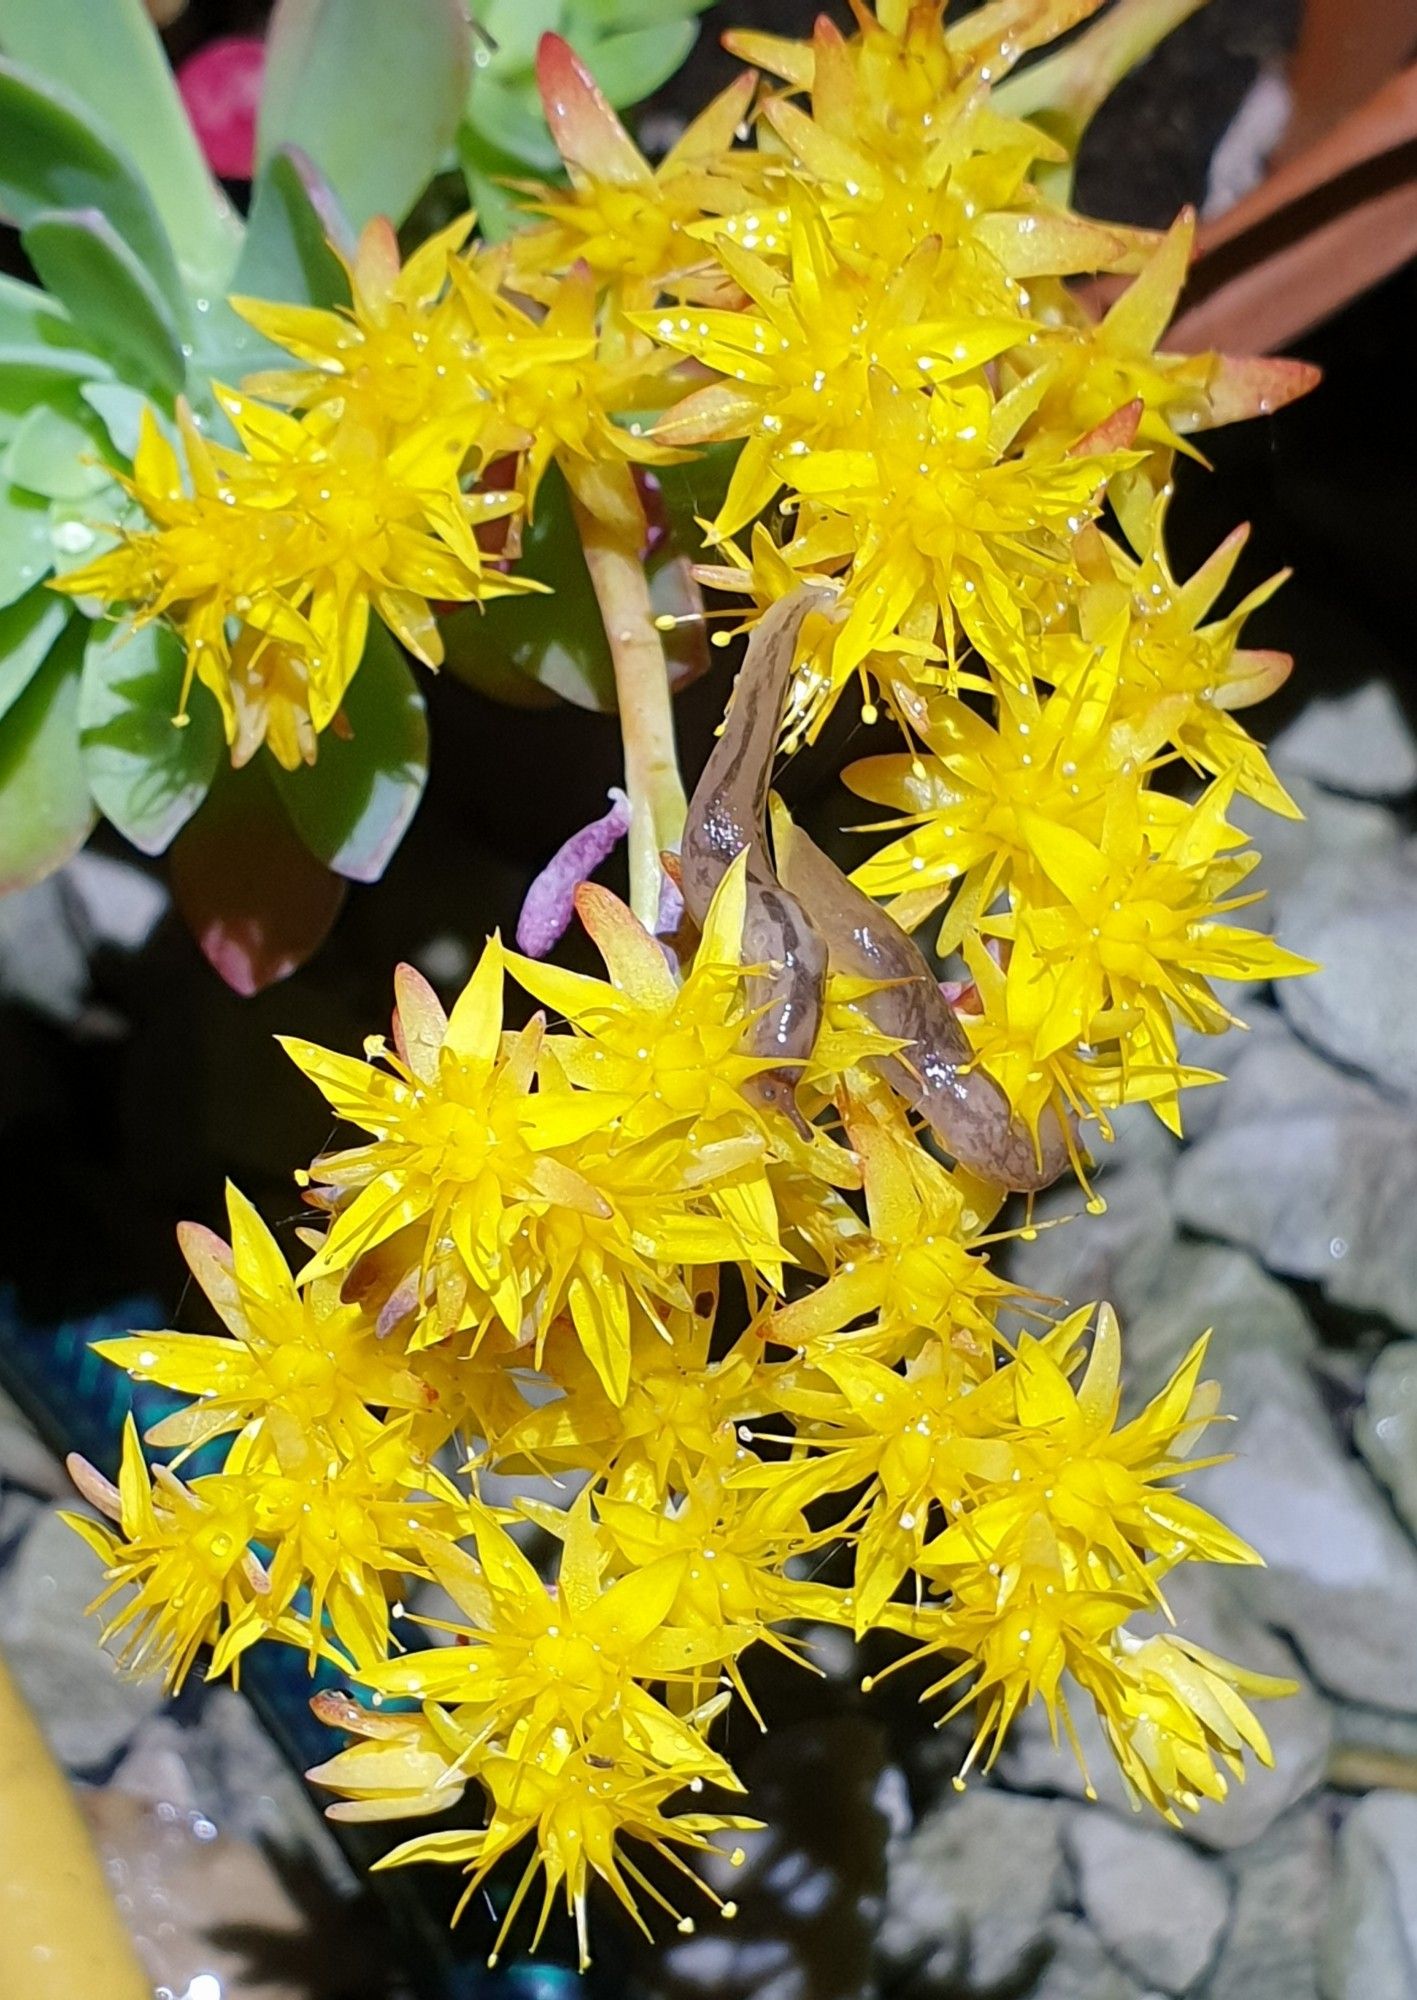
682 583 1070 1191
681 590 834 1131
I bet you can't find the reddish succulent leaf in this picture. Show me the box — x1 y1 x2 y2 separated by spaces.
169 761 345 994
536 32 649 187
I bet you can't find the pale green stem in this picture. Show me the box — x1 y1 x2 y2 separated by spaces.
572 498 688 929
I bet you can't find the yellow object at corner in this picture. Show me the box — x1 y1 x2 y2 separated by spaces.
0 1652 151 2000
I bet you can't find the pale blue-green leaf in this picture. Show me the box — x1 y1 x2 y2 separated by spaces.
4 397 113 500
234 147 352 303
587 21 698 106
194 148 353 386
0 0 240 289
478 0 563 80
48 486 126 579
23 209 188 401
457 125 540 242
0 344 111 389
464 73 560 171
269 625 428 882
80 381 156 461
0 60 184 316
0 267 76 346
0 481 54 605
79 619 222 856
0 584 70 721
0 615 94 890
258 0 473 232
573 0 710 24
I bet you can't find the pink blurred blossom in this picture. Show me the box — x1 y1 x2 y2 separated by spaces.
178 36 265 181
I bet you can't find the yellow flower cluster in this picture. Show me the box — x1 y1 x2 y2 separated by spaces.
66 0 1317 1971
71 868 1291 1965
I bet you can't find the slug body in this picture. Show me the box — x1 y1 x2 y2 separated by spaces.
681 590 833 1128
774 814 1071 1191
682 584 1069 1191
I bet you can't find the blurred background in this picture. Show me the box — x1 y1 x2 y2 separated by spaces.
2 2 1416 1997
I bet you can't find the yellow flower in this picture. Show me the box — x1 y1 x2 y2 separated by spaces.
371 1720 756 1971
1068 501 1299 817
285 949 780 1402
93 1183 440 1465
1077 1626 1296 1823
55 402 317 723
508 861 778 1144
918 1307 1259 1596
501 1286 764 1497
64 1421 271 1690
512 36 763 310
235 214 485 434
364 1500 746 1784
1016 211 1321 457
845 666 1146 952
777 373 1137 723
451 259 681 537
56 391 533 752
647 192 1028 538
767 1075 1020 1365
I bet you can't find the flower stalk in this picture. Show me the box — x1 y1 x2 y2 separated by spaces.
572 493 688 927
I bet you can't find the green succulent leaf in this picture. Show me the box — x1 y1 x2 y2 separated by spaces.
0 614 93 892
4 396 115 501
0 59 184 318
195 150 353 388
456 123 541 243
584 22 699 106
571 0 712 28
463 74 560 174
0 585 70 722
0 481 56 606
476 0 563 80
80 381 158 462
23 208 188 402
0 0 241 291
0 267 79 349
258 0 474 233
269 626 429 883
79 619 223 858
235 148 353 307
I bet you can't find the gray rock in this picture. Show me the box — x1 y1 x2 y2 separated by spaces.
880 1790 1067 1994
1173 1092 1417 1334
1195 1347 1417 1711
1208 1804 1333 2000
0 1384 68 1498
0 1506 162 1769
1356 1341 1417 1541
1066 1810 1229 1993
1119 1239 1315 1409
114 1689 352 1883
0 873 90 1021
1273 683 1417 800
1320 1793 1417 2000
1231 777 1400 936
1005 1158 1177 1328
1031 1914 1149 2000
1277 848 1417 1103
